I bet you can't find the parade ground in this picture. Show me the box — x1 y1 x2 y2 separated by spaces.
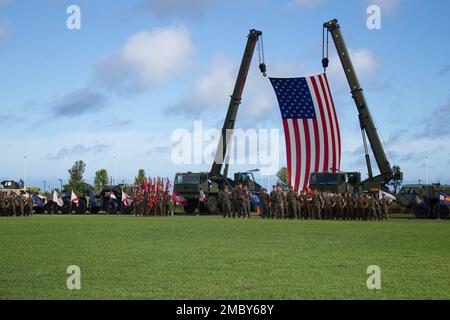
0 216 449 300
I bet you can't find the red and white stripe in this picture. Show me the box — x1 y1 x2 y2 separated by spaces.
283 73 341 192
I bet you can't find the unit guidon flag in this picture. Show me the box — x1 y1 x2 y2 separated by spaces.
270 74 341 192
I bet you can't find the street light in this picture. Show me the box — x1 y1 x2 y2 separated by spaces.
58 179 63 192
43 180 46 193
113 156 117 185
23 156 28 189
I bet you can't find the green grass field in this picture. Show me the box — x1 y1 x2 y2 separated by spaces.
0 215 449 300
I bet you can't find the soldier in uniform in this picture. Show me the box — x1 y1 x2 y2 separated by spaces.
133 188 140 216
296 193 303 219
269 186 277 219
276 187 285 219
380 198 389 221
18 195 25 217
242 185 251 218
10 194 17 217
232 185 241 219
286 187 298 219
312 192 322 220
157 191 164 216
164 193 173 216
219 186 232 218
26 195 34 216
0 193 5 216
259 188 270 219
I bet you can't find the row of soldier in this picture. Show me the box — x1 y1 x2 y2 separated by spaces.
131 188 174 217
219 185 390 221
0 193 34 217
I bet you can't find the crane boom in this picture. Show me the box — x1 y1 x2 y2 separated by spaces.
210 29 262 177
324 19 394 187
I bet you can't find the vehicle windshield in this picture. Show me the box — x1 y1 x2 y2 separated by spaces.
175 173 201 184
310 173 346 185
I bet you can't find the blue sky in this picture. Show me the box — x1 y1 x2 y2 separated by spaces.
1 0 449 190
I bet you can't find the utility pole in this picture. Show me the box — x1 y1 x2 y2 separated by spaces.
23 156 28 189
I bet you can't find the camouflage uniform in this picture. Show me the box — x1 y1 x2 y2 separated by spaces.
312 193 322 220
242 187 251 218
219 188 232 218
259 189 270 219
232 188 240 218
287 188 298 219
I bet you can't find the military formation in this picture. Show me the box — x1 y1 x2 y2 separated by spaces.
0 192 34 217
219 185 391 221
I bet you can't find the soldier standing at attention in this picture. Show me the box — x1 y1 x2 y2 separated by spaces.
242 185 251 218
220 186 232 218
269 186 277 219
296 193 303 219
287 186 298 219
380 198 389 221
276 187 285 219
313 192 322 220
18 195 25 217
0 193 5 216
157 191 164 217
232 185 241 218
259 188 270 219
165 193 174 216
26 195 34 216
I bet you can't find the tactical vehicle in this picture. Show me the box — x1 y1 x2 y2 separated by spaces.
46 183 134 215
397 184 450 219
174 29 265 214
1 180 46 214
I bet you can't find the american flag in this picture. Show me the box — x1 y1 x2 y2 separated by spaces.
270 74 341 192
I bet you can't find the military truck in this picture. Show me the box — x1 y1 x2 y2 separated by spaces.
173 29 265 214
397 184 450 219
0 180 46 214
174 170 261 214
46 183 134 215
309 172 362 194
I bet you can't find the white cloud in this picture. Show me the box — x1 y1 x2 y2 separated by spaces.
326 48 378 93
96 25 195 94
367 0 403 15
142 0 224 18
177 55 305 120
0 22 9 41
286 0 323 9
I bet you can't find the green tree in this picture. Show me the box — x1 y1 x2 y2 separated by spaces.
136 169 146 185
94 169 109 193
277 167 288 187
65 160 86 194
389 165 403 194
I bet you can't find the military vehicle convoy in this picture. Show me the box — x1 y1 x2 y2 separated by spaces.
396 184 450 219
45 183 134 215
174 29 265 214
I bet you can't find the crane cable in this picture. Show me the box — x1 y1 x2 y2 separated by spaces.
257 35 267 77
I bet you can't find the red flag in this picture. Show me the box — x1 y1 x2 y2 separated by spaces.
173 191 187 206
164 177 170 200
